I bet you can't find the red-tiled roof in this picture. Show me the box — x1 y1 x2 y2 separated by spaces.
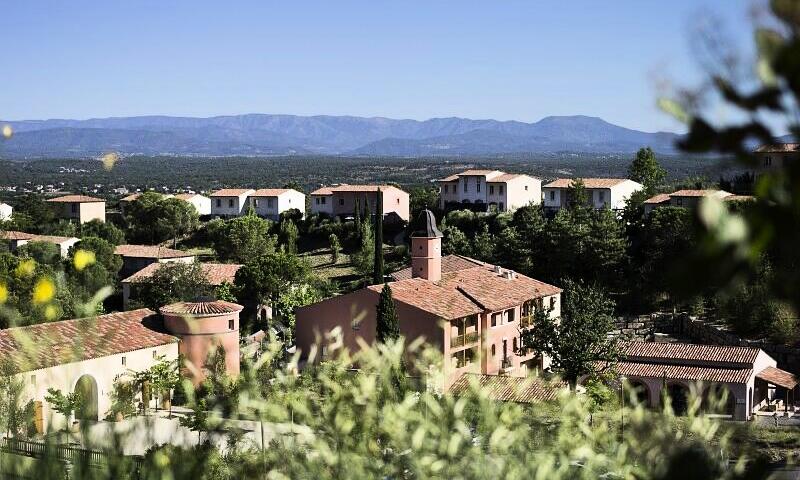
544 178 631 189
457 170 502 178
0 231 36 241
489 173 524 182
449 373 566 403
756 366 798 389
46 195 104 203
122 262 242 285
160 300 243 316
754 143 800 153
437 175 460 182
380 258 560 319
614 361 753 384
173 193 201 200
392 254 483 281
619 341 760 366
251 188 294 197
643 193 671 205
210 189 253 197
669 189 731 198
120 193 141 202
29 235 77 244
310 185 406 195
0 309 178 372
114 244 195 259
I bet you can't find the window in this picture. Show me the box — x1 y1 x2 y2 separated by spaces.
216 199 222 207
152 350 158 358
491 344 496 356
499 202 504 211
321 197 326 205
499 185 504 194
121 356 126 366
228 199 234 208
489 185 495 195
315 197 320 205
677 198 683 206
253 198 259 207
71 203 78 213
513 337 518 352
506 308 516 323
267 198 274 208
352 318 361 330
30 375 36 386
339 198 345 206
444 185 449 194
463 181 468 193
550 191 555 201
524 185 527 191
491 312 500 327
764 156 772 167
550 296 556 309
598 191 605 201
477 181 481 193
452 348 475 368
229 319 234 330
397 198 400 204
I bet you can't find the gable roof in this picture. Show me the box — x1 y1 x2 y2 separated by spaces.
310 185 406 195
114 244 195 259
756 366 798 389
210 189 254 197
449 373 565 403
0 231 76 244
392 255 484 281
367 277 483 319
173 193 203 200
0 231 36 241
754 143 800 153
614 361 753 384
46 195 104 203
643 193 671 205
0 309 178 372
619 341 760 366
250 188 296 197
544 178 631 189
669 189 732 198
122 262 242 285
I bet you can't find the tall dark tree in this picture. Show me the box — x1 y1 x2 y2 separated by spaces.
354 198 362 234
628 147 666 193
373 188 384 285
376 283 399 343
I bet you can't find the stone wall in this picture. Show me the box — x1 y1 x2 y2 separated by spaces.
610 312 678 341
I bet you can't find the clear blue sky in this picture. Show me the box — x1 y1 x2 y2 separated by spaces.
0 0 755 132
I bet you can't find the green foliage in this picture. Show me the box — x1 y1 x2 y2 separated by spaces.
125 192 200 244
279 219 299 254
80 219 125 245
0 359 30 437
11 194 55 234
629 147 667 192
71 236 122 274
519 279 618 387
17 241 61 267
106 375 137 420
328 233 341 263
373 189 384 284
44 387 83 424
132 262 213 310
215 281 238 302
211 214 276 263
352 217 374 280
375 283 399 343
442 224 471 256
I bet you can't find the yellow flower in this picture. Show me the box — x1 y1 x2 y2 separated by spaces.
0 283 7 303
15 259 36 277
73 249 96 271
32 278 55 304
44 304 58 320
1 125 12 139
101 152 119 171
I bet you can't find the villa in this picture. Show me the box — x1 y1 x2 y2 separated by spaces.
0 231 80 258
643 190 754 216
436 170 542 212
542 178 642 213
247 188 306 220
309 184 410 222
113 244 196 278
210 189 255 217
46 194 106 224
121 262 242 309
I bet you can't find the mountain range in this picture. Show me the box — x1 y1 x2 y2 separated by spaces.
0 114 680 159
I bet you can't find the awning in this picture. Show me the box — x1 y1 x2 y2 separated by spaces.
756 366 799 389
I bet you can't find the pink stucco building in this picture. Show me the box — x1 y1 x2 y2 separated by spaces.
309 185 410 222
296 210 561 388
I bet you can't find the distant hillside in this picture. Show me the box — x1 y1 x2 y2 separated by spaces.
0 114 680 159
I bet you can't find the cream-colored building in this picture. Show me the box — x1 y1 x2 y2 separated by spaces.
753 143 799 174
174 193 212 216
309 185 410 222
210 189 255 217
247 188 305 221
642 190 753 216
0 202 12 221
437 170 541 212
0 231 79 258
542 178 642 212
46 195 106 224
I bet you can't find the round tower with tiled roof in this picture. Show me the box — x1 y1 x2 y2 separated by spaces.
160 298 243 384
411 209 443 282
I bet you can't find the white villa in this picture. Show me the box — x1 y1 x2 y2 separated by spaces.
210 189 255 217
0 202 12 221
247 188 305 220
437 170 541 212
542 178 642 212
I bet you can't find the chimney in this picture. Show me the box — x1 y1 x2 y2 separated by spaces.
410 209 443 282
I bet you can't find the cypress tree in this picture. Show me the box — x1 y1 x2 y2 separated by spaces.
363 196 370 222
376 283 399 343
373 188 384 284
354 198 362 234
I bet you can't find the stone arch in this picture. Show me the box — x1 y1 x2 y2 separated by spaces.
73 374 99 421
666 382 690 415
626 379 651 407
703 384 736 417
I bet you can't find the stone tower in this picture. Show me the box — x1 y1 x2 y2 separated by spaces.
411 209 443 282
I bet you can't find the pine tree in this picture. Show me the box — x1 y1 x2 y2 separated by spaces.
376 283 399 343
373 188 384 284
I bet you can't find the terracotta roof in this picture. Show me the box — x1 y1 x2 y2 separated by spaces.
381 258 561 319
754 143 800 153
29 235 77 244
367 278 483 319
122 262 242 285
46 195 104 203
489 173 524 182
0 231 36 241
160 300 244 316
210 189 253 197
120 193 141 202
310 185 405 195
723 195 755 202
449 373 565 403
251 188 294 197
614 361 753 384
0 309 178 372
114 244 195 259
756 366 799 389
173 193 201 200
643 193 671 205
544 178 631 189
437 175 460 182
457 170 502 178
619 341 760 366
669 190 731 198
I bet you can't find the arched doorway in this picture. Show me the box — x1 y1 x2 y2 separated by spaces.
666 383 689 415
74 375 99 421
703 384 736 416
627 380 651 407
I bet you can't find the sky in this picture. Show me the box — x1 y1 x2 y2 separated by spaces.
0 0 758 133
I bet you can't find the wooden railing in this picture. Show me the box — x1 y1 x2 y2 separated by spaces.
451 331 479 348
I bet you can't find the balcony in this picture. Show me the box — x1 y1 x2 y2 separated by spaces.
520 315 534 328
500 357 514 375
451 331 479 348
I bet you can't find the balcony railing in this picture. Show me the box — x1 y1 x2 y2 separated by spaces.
520 315 534 328
451 331 479 348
